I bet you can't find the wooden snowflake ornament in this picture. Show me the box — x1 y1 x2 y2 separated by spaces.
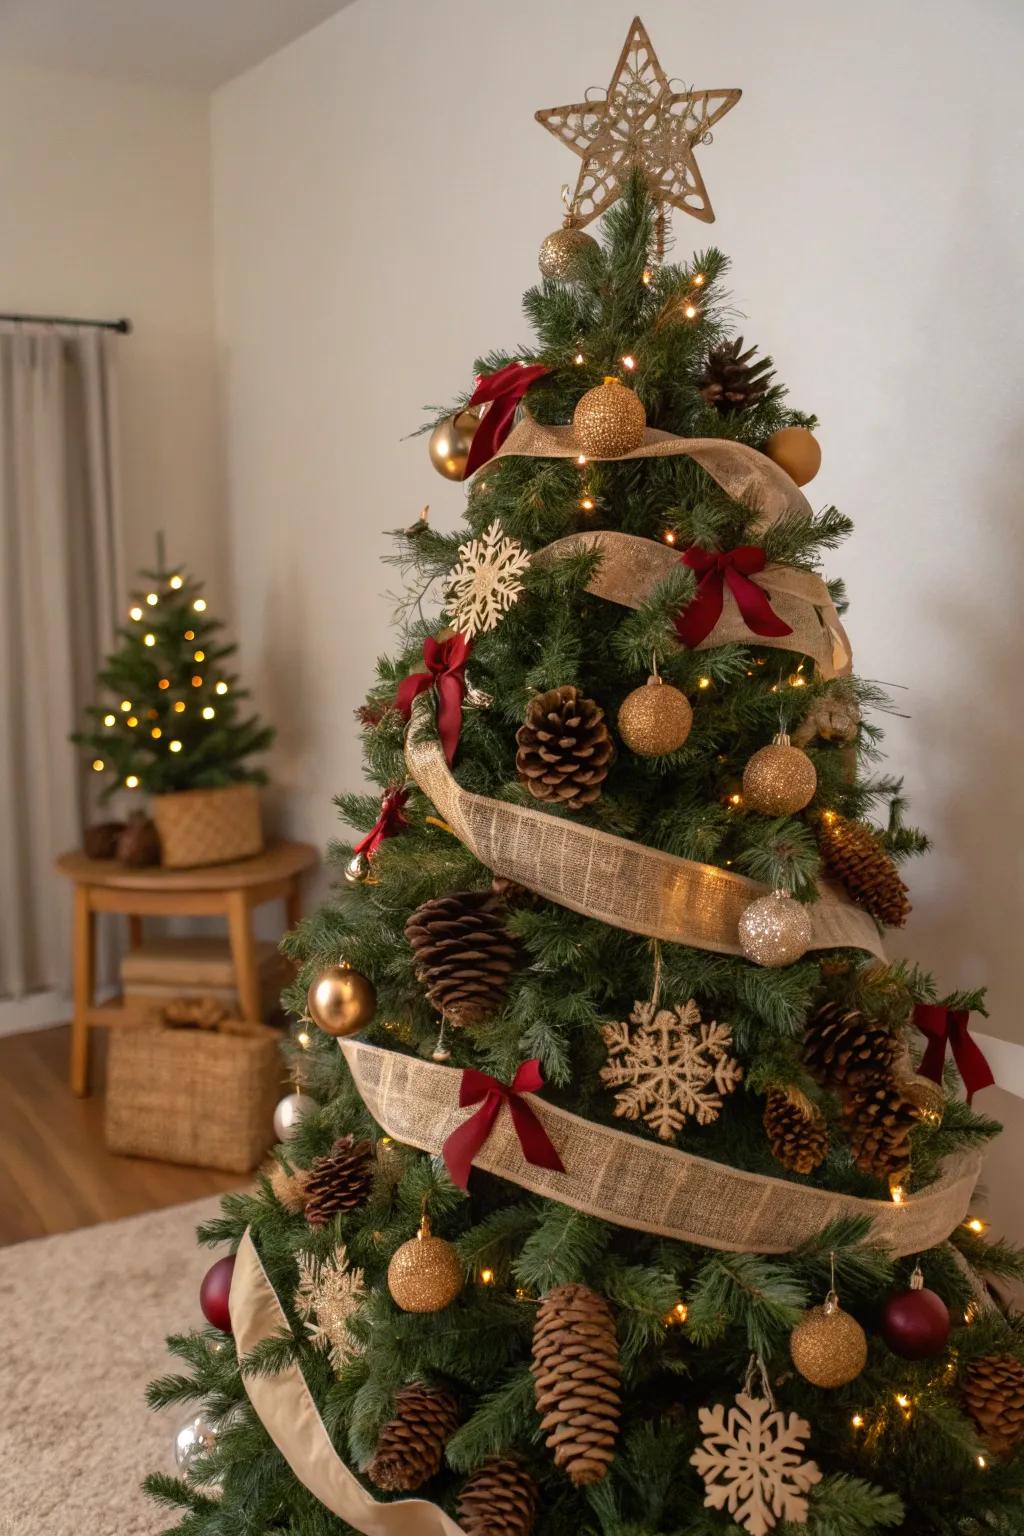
444 519 529 638
599 998 741 1140
690 1392 822 1536
295 1247 365 1372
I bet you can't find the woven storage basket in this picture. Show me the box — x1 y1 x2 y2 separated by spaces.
152 782 263 869
105 1013 282 1172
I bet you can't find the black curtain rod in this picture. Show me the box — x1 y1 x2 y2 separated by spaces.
0 312 132 334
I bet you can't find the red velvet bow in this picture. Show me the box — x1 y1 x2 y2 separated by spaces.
674 545 794 649
395 634 472 766
913 1003 994 1103
442 1060 566 1192
463 362 550 478
353 785 410 859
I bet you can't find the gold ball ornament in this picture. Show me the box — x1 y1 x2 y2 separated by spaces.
428 407 482 482
538 224 599 280
344 851 370 885
306 963 377 1037
387 1215 463 1313
617 674 693 756
763 426 821 487
742 733 817 815
790 1296 868 1388
572 376 647 458
899 1072 945 1127
738 890 813 968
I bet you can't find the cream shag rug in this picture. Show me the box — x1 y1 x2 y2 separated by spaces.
0 1196 228 1535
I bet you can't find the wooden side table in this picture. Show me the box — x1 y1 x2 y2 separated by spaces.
56 840 318 1097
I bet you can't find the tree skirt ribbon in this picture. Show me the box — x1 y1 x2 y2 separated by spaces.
464 362 550 478
914 1004 995 1103
230 1230 467 1536
443 1060 565 1190
339 1039 982 1257
675 545 793 648
404 697 882 959
395 634 472 766
353 785 410 859
532 530 851 679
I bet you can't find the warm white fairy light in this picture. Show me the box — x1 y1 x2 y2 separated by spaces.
169 574 183 589
573 352 585 365
129 606 143 621
103 713 116 727
684 304 698 320
91 759 104 772
621 354 636 370
151 727 162 739
851 1413 864 1429
580 496 595 512
202 706 215 720
692 273 706 287
479 1268 495 1286
215 681 228 696
126 715 138 728
146 592 158 606
173 700 186 713
661 529 677 545
194 649 205 662
169 740 183 753
125 774 139 788
120 699 132 712
144 633 156 647
965 1217 987 1234
193 598 207 612
576 453 587 466
296 1028 312 1049
698 676 712 690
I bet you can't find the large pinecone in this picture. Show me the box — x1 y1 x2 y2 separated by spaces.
763 1088 828 1175
457 1456 539 1536
698 337 775 413
803 1001 897 1091
304 1135 374 1227
366 1383 459 1492
962 1355 1024 1456
405 889 517 1026
816 812 911 928
515 686 613 811
842 1080 918 1179
532 1282 620 1487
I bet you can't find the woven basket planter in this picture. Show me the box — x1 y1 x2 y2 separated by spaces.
152 782 263 869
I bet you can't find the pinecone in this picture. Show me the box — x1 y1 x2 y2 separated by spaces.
366 1383 459 1492
815 812 911 928
304 1135 374 1227
763 1088 828 1175
515 686 613 811
117 813 161 866
532 1282 620 1487
405 889 517 1026
84 820 125 859
457 1456 539 1536
803 1001 897 1091
698 337 775 413
842 1079 918 1179
962 1355 1024 1456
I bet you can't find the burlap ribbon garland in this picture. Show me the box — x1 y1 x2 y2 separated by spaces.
405 696 885 961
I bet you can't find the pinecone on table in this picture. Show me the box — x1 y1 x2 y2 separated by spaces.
962 1354 1024 1456
405 889 517 1026
84 820 125 859
304 1135 374 1227
366 1383 459 1492
457 1456 539 1536
117 813 161 867
815 812 911 928
515 685 613 811
698 337 775 413
763 1088 828 1175
841 1079 918 1179
803 1001 897 1091
532 1282 620 1487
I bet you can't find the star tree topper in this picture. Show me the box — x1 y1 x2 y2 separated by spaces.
535 16 741 227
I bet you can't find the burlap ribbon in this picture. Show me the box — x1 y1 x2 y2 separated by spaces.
405 697 884 961
534 530 851 680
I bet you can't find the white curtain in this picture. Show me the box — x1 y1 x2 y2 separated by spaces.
0 324 124 1000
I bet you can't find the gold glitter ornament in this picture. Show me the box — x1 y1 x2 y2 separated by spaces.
429 407 481 481
387 1213 463 1313
307 962 376 1037
538 222 599 280
617 672 693 756
572 377 646 458
738 890 812 968
790 1293 867 1388
742 733 817 816
899 1072 945 1127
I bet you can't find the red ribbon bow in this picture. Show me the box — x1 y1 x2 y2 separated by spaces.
913 1003 994 1103
442 1060 566 1192
463 362 550 479
395 633 472 766
674 545 794 649
353 785 410 859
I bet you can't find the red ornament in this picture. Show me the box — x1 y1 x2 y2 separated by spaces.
881 1264 950 1359
199 1254 236 1334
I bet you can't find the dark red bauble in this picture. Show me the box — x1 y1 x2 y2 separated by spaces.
199 1254 236 1334
881 1285 951 1359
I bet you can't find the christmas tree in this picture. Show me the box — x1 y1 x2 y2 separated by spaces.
146 22 1024 1536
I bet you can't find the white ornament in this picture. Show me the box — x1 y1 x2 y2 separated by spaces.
273 1091 316 1141
690 1392 822 1536
444 519 529 638
295 1247 365 1373
599 998 742 1141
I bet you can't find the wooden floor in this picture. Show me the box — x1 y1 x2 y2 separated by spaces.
0 1025 242 1246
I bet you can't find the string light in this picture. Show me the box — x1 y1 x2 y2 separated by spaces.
193 649 205 662
692 273 706 287
480 1268 495 1286
103 713 116 727
202 706 215 720
965 1217 987 1235
146 592 158 606
125 774 139 789
173 701 186 713
151 727 162 739
129 606 143 621
192 675 203 687
727 792 743 807
661 529 677 545
127 716 138 728
684 304 698 320
573 352 585 365
215 681 228 696
642 267 653 285
193 598 207 612
977 1455 988 1470
579 496 595 512
666 1301 689 1324
144 634 156 647
91 759 104 772
184 629 195 641
296 1028 312 1049
621 354 636 371
576 453 587 466
158 678 170 690
120 700 132 712
169 740 183 753
890 1182 907 1205
850 1414 864 1429
697 676 712 690
895 1393 911 1409
169 574 183 589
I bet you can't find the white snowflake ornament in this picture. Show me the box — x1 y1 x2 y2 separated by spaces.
599 998 742 1140
295 1247 365 1373
691 1392 822 1536
444 519 529 638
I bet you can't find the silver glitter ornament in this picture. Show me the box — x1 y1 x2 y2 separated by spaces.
738 890 812 968
273 1090 316 1141
538 223 599 280
174 1412 218 1476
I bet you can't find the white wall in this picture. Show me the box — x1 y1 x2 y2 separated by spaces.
211 0 1024 1222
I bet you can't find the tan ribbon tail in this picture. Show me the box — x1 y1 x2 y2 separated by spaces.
405 697 885 961
230 1230 467 1536
339 1039 982 1259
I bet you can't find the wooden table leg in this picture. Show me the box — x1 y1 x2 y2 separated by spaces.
128 914 144 949
71 885 95 1097
285 877 302 931
226 890 262 1022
